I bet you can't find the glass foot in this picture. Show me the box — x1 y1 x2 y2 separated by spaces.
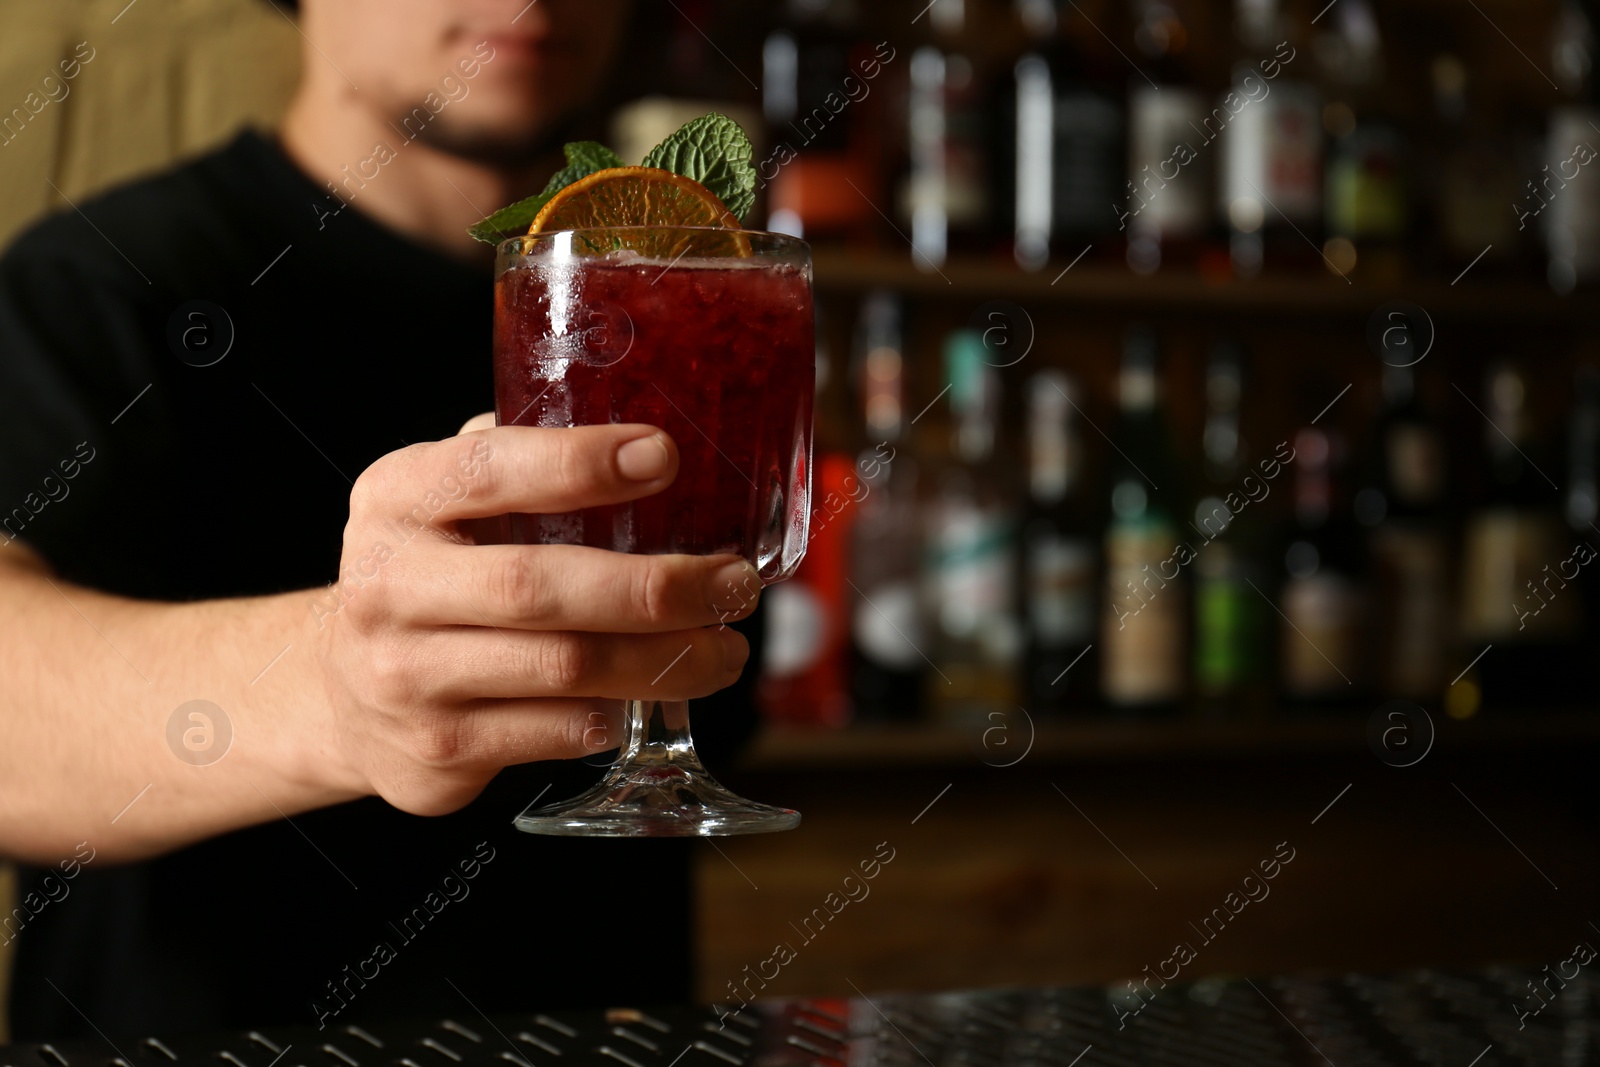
514 762 800 837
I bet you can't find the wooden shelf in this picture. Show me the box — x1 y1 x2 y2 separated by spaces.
809 250 1580 321
740 711 1600 771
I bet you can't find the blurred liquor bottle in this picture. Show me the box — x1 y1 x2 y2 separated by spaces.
609 0 761 166
904 0 991 270
1564 366 1600 656
1544 0 1600 292
925 330 1022 725
759 452 856 728
1415 51 1528 282
1004 0 1126 270
848 292 927 721
1457 365 1578 711
658 0 756 102
1124 0 1212 276
1100 326 1187 713
758 313 854 728
760 0 888 241
1278 425 1367 709
1567 366 1600 545
1316 0 1407 283
1219 0 1322 278
1356 340 1450 705
1021 370 1100 715
1190 342 1270 717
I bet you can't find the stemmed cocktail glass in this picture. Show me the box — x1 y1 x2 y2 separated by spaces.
493 226 813 836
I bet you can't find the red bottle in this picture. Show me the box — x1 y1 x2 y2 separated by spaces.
759 451 857 728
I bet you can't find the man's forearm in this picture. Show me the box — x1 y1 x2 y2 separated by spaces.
0 544 361 866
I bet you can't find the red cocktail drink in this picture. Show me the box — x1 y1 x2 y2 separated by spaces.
494 246 813 579
493 227 814 837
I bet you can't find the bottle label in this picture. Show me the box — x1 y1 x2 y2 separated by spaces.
1461 510 1580 640
1281 574 1361 696
853 581 924 670
1326 125 1406 240
1544 107 1600 280
1387 425 1442 505
1370 525 1448 698
933 508 1020 660
1027 534 1095 645
1221 76 1321 223
1128 85 1208 235
762 583 827 677
908 49 987 227
1195 575 1258 691
1101 524 1185 703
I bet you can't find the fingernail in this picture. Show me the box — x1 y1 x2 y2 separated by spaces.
719 627 751 672
616 433 670 481
710 559 762 618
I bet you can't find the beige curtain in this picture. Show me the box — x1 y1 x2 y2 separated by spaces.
0 0 301 247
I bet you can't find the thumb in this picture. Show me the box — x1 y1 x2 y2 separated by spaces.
458 411 496 434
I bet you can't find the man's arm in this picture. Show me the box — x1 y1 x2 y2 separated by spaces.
0 422 761 866
0 536 357 864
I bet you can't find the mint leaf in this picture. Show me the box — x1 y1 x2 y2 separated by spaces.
541 140 625 194
468 191 555 245
641 113 756 222
468 142 625 244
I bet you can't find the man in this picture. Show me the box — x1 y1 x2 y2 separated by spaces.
0 0 763 1037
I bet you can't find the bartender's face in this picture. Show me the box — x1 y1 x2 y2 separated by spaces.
301 0 630 161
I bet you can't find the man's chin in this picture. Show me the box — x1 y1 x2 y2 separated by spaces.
405 117 573 169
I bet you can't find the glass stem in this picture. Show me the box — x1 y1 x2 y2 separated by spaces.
619 699 706 771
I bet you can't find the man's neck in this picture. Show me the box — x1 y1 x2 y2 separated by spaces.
279 86 553 260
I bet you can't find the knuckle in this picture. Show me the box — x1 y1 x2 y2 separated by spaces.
403 713 467 769
463 433 505 501
444 434 482 481
349 462 392 518
487 551 543 619
549 430 599 502
634 557 678 626
534 634 590 693
367 638 420 705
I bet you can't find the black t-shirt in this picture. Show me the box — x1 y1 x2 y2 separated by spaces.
0 129 757 1039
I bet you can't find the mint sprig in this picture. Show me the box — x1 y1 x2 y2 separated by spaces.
467 141 624 244
467 114 757 245
641 113 756 223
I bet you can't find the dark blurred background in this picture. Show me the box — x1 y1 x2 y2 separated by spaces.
2 0 1598 1035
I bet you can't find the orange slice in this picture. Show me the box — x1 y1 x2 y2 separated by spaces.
528 166 749 258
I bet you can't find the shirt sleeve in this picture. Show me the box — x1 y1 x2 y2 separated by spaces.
0 222 176 591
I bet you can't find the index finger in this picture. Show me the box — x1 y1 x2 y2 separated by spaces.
360 424 678 524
